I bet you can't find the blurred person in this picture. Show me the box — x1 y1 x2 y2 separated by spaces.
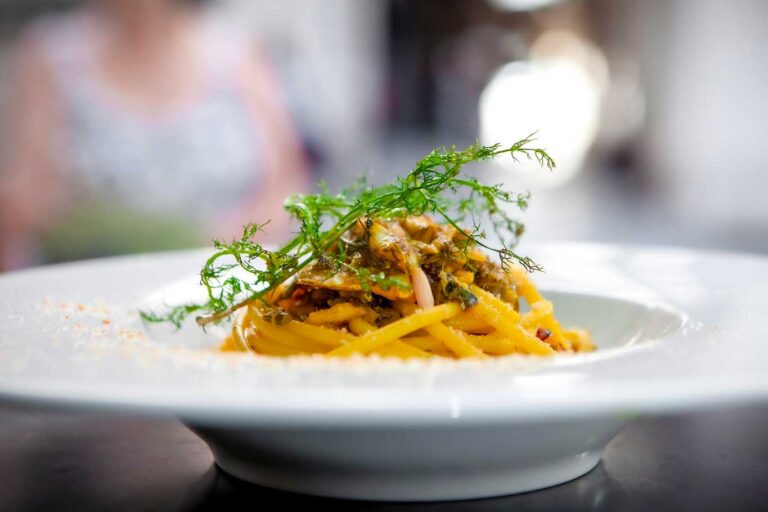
0 0 308 270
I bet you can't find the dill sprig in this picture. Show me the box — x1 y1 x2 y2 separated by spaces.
140 135 554 328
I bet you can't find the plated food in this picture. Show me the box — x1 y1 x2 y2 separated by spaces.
142 137 593 358
2 239 765 500
223 216 594 358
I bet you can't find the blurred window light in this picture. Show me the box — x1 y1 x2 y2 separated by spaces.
530 31 609 92
486 0 565 13
479 32 606 188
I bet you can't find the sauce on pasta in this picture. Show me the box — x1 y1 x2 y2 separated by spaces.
220 216 594 358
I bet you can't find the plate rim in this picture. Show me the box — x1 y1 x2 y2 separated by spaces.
2 242 768 425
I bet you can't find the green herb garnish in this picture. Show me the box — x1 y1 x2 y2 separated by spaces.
141 135 554 328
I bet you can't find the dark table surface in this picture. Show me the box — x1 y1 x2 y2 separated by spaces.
1 402 767 512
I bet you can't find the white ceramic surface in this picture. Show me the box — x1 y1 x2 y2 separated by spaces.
1 243 767 500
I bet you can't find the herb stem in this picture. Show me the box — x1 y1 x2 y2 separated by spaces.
147 136 555 328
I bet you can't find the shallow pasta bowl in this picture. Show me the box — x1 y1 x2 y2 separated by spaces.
0 243 767 501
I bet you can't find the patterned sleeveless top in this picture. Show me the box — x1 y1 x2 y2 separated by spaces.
29 11 264 259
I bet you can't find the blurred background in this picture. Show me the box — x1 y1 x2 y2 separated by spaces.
1 0 766 270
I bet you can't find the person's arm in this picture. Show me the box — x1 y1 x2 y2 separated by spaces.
0 38 65 270
226 40 310 243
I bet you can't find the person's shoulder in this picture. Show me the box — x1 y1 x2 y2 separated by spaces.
18 9 93 67
21 9 92 46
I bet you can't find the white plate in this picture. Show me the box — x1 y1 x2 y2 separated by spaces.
1 243 767 500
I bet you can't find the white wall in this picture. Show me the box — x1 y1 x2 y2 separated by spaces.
639 0 768 226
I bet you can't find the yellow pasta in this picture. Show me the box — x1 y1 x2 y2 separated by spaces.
471 284 571 352
425 322 486 359
218 216 594 359
219 335 240 352
465 333 518 356
505 264 543 304
469 300 555 356
520 300 571 351
250 314 329 353
282 320 351 347
327 303 462 357
373 340 432 359
306 303 367 325
563 328 595 352
399 335 443 351
247 332 305 356
394 336 451 357
521 300 553 328
469 285 523 323
443 312 493 333
231 308 256 352
348 317 376 335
